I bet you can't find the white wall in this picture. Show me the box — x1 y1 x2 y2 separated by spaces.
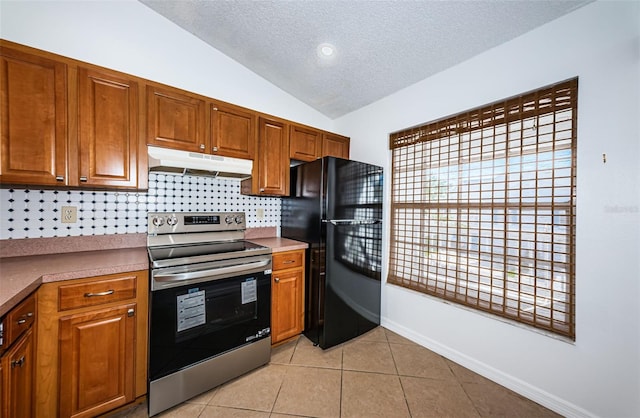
0 0 333 132
336 2 640 417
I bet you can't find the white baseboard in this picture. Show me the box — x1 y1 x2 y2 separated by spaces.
380 318 597 418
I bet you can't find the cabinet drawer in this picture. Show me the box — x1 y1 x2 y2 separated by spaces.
58 275 137 311
4 293 36 348
272 251 303 270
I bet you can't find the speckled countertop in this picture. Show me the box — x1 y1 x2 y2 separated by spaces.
0 231 308 317
247 237 308 253
0 234 149 317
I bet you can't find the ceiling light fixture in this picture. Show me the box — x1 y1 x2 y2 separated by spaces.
317 43 335 58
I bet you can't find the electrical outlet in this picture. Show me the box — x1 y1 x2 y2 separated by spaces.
61 206 77 223
256 208 265 220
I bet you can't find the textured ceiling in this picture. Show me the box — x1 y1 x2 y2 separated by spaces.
139 0 591 119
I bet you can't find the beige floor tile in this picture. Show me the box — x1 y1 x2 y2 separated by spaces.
269 414 308 418
272 366 342 417
445 358 493 384
341 370 410 418
290 335 343 369
342 339 397 374
199 405 271 418
106 401 148 418
390 342 457 381
401 375 481 418
270 337 299 365
356 326 388 342
211 364 287 412
462 380 562 418
185 387 218 405
156 402 206 417
384 329 417 345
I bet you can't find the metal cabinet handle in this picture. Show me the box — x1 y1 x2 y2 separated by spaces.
11 356 25 368
79 176 88 182
274 277 280 283
282 260 295 264
16 312 34 325
84 289 115 298
199 144 205 150
56 175 64 182
212 146 218 152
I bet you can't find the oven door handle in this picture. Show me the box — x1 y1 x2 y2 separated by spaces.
153 259 271 283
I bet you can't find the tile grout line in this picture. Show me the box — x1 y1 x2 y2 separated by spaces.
386 329 414 417
271 336 302 416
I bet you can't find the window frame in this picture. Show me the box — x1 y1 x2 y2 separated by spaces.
387 78 578 339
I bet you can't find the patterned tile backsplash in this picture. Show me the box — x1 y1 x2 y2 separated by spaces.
0 173 281 239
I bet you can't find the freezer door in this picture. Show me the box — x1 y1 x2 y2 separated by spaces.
324 157 383 221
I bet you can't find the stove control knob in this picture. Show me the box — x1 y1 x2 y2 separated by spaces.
166 215 178 226
235 216 244 224
225 216 234 225
152 216 164 227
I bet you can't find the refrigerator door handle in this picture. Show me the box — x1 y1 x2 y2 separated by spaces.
323 219 382 226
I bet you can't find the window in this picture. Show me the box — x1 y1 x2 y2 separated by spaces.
388 79 577 339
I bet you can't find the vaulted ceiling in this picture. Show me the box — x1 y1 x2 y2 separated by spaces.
140 0 592 119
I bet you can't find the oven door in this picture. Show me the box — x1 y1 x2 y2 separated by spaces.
149 257 271 382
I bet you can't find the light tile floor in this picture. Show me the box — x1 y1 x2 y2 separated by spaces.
112 327 561 418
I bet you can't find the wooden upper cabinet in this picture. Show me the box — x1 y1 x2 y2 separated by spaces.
0 45 68 186
77 67 141 188
242 117 289 196
147 86 207 153
210 102 256 159
290 125 322 162
322 132 350 159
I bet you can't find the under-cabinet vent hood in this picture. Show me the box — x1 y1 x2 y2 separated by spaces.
148 146 252 179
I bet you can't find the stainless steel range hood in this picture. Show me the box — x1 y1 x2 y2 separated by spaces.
148 146 253 179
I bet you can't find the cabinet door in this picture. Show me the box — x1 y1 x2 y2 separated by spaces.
322 133 350 159
59 304 135 418
2 327 34 418
210 102 256 159
78 67 140 188
256 117 289 196
290 125 321 162
272 269 303 344
0 46 67 186
147 86 206 153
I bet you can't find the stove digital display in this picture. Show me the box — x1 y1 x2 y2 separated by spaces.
184 215 221 225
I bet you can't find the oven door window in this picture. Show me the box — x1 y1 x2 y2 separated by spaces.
149 271 271 381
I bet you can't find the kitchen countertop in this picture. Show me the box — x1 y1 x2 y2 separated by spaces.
248 237 308 253
0 247 149 317
1 233 307 317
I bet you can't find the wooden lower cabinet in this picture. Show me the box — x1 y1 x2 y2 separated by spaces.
35 270 148 418
59 304 135 418
271 250 305 344
1 327 35 418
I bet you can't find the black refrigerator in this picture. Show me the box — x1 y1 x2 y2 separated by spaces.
281 157 383 349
